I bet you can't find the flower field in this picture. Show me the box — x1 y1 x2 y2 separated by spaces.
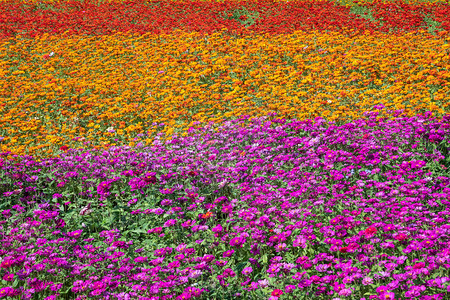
1 0 450 299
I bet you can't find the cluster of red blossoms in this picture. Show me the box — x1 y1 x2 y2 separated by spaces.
0 0 448 40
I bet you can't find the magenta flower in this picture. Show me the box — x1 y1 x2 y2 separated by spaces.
168 260 180 269
275 243 287 252
379 292 395 300
202 254 215 262
0 259 14 269
223 250 235 257
244 281 259 291
0 287 11 298
422 240 434 248
176 293 192 300
215 260 228 267
339 288 352 296
413 262 426 270
66 229 82 238
2 273 13 282
310 275 321 284
242 266 253 275
97 180 112 196
376 286 389 294
362 277 373 285
163 219 177 227
212 223 223 233
229 236 246 247
223 268 236 278
148 227 162 234
285 285 296 293
271 289 283 297
134 256 148 263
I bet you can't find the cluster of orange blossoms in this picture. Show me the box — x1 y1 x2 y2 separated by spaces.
0 0 449 159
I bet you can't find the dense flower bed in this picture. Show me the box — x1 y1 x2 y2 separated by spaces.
1 109 450 299
0 0 449 39
1 28 449 159
1 0 450 299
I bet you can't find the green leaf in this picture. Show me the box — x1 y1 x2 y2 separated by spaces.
12 278 19 287
234 261 247 275
262 254 268 264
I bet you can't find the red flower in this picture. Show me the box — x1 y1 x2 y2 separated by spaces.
365 226 377 235
59 145 68 152
339 246 349 253
394 233 408 241
271 289 283 297
0 0 440 42
188 170 198 177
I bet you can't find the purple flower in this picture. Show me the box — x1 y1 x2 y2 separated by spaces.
362 277 373 285
215 260 228 267
242 267 253 275
379 292 395 300
223 250 235 257
32 263 46 271
275 243 287 252
49 283 63 291
267 265 280 274
376 286 389 294
316 264 329 272
0 287 12 298
168 260 180 269
128 177 146 191
245 282 259 291
202 254 215 263
258 279 269 288
229 236 246 247
67 229 83 238
16 268 31 280
310 275 321 284
163 219 177 227
134 256 148 264
285 285 296 293
223 268 236 278
175 254 185 260
176 293 192 300
212 224 223 233
422 240 434 248
90 289 104 297
97 180 112 196
339 288 352 297
2 273 13 282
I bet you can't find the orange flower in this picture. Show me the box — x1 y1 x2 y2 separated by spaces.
202 211 213 219
1 25 448 159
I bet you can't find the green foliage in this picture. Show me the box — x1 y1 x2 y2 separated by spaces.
219 6 261 28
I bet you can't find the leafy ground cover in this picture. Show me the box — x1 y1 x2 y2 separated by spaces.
1 0 450 299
